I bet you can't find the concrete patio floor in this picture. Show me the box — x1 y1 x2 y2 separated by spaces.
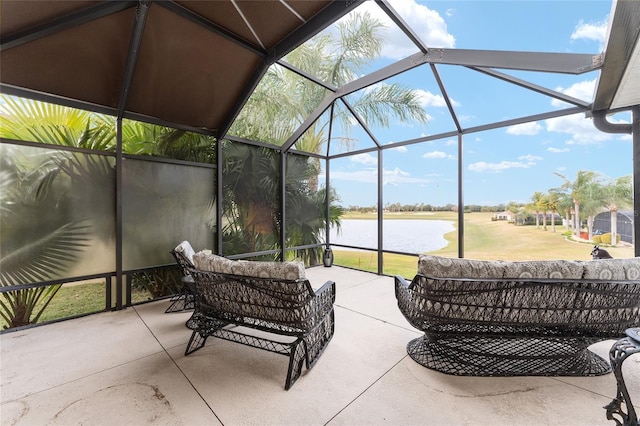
1 266 639 425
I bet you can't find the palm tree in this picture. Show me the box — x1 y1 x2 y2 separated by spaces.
546 190 561 233
0 116 103 327
529 191 545 229
230 11 429 191
539 194 550 231
0 95 215 328
602 175 633 246
220 142 342 264
225 12 429 260
580 181 606 241
554 171 599 238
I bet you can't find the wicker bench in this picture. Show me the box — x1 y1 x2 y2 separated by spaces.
185 252 335 390
395 255 640 377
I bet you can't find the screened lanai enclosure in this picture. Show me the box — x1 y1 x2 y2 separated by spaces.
1 0 639 329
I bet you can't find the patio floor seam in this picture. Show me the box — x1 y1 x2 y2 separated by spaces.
133 305 224 424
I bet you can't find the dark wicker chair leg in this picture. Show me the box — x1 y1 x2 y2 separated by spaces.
285 341 307 390
185 332 208 356
304 311 335 369
165 288 195 313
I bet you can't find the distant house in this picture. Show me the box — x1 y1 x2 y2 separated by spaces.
494 211 512 221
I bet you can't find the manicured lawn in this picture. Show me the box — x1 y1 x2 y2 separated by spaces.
333 211 634 277
1 282 154 330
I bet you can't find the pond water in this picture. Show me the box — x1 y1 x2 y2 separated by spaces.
328 219 455 253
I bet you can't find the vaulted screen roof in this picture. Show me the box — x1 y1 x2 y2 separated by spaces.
1 0 638 141
0 0 363 134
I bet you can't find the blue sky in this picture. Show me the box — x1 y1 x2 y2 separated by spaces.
317 0 633 208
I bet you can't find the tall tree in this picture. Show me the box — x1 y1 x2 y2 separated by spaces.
554 171 599 238
229 11 429 191
602 175 633 246
580 181 606 241
546 190 561 233
0 95 216 328
529 191 545 229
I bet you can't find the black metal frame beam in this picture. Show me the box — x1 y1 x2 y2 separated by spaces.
117 1 150 119
217 0 366 140
157 1 266 57
471 67 593 108
376 0 428 54
0 1 137 52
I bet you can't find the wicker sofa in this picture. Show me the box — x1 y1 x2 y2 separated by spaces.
395 254 640 377
183 251 335 390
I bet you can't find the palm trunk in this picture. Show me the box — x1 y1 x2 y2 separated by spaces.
611 208 618 246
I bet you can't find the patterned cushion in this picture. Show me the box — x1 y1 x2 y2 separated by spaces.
232 260 306 280
174 241 196 266
582 258 640 280
418 255 505 279
192 252 305 280
502 260 584 279
193 252 234 274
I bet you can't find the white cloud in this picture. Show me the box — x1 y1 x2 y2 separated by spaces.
329 169 377 183
383 167 431 185
571 19 608 49
468 160 533 173
546 80 631 145
506 121 542 136
358 0 455 60
423 150 454 160
551 79 597 107
328 167 430 185
414 89 458 108
390 145 407 153
518 154 542 163
545 113 623 145
350 153 377 165
548 147 569 153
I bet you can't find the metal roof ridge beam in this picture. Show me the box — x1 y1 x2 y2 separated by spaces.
464 106 587 134
1 1 138 52
471 66 592 108
340 52 428 96
117 0 150 120
424 49 600 74
339 48 600 99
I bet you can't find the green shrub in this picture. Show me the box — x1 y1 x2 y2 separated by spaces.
600 233 621 245
593 235 602 244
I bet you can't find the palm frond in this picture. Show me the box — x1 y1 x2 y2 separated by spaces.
0 222 92 286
